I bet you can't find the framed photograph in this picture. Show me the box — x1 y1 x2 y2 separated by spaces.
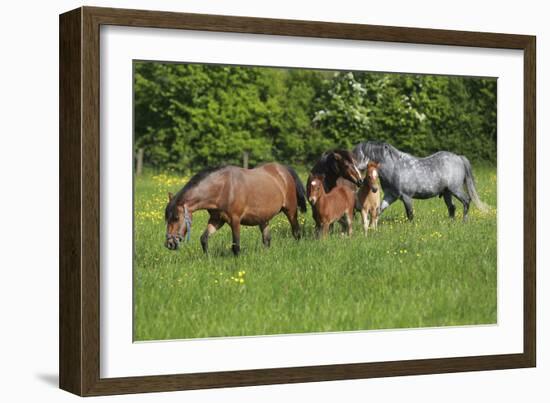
59 6 536 396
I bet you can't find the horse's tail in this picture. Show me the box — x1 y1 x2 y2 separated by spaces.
460 156 488 212
285 165 307 213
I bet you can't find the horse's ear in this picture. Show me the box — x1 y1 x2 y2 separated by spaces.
168 192 174 202
333 152 342 161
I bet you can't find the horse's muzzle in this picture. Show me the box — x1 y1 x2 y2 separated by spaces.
165 235 183 250
355 178 364 187
371 186 378 193
165 239 179 250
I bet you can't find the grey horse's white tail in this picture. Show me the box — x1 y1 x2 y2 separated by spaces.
461 156 489 212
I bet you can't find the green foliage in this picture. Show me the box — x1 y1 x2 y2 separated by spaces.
134 62 497 172
313 71 497 161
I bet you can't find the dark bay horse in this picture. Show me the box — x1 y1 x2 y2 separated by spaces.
306 149 363 233
164 163 307 256
307 149 363 195
352 141 488 221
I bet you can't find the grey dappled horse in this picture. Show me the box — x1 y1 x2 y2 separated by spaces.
352 141 488 221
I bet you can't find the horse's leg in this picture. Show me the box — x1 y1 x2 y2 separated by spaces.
283 207 301 240
338 215 349 234
314 226 320 239
443 189 456 219
334 213 347 233
200 218 225 254
230 219 241 256
321 223 330 239
344 211 353 237
312 208 322 237
314 220 322 239
449 188 471 221
361 208 370 236
371 206 379 229
259 222 271 247
401 195 414 221
380 192 398 215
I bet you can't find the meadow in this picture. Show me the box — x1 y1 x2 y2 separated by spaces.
134 166 497 341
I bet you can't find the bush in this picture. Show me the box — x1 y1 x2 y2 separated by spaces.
134 63 496 173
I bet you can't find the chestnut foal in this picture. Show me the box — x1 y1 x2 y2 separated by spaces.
307 174 356 238
357 161 381 236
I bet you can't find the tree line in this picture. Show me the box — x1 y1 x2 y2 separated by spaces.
134 62 496 173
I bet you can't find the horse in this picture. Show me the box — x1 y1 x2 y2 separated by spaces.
357 161 381 235
164 163 307 256
306 149 363 195
307 174 356 238
306 149 363 232
352 141 488 221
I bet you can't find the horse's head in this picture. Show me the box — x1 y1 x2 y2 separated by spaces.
307 175 325 205
329 150 363 187
366 161 381 193
164 192 192 250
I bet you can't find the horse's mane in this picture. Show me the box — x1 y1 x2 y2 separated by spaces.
164 166 226 222
361 141 403 162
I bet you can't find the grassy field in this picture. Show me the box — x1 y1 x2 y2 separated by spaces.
134 166 497 341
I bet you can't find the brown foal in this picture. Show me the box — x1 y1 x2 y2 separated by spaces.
307 174 356 238
357 161 381 236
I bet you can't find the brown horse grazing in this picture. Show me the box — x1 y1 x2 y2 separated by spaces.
357 161 381 236
307 174 356 238
164 163 307 256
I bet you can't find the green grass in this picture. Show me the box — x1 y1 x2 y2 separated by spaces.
134 166 497 341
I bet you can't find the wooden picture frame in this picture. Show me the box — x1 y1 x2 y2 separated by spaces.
59 6 536 396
